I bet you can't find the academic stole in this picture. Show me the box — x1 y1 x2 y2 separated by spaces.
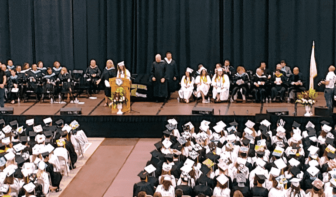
184 77 191 85
201 76 207 83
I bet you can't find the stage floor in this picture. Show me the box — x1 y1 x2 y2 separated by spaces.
3 91 330 116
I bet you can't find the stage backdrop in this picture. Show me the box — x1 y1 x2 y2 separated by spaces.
1 0 336 91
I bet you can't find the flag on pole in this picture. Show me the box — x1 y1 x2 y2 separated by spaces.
309 41 317 89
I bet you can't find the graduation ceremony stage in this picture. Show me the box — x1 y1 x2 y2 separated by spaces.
0 91 334 138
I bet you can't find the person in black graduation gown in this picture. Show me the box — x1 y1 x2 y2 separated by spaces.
59 67 73 103
42 152 63 192
251 175 268 197
7 70 20 104
175 175 193 196
164 52 179 96
85 59 101 94
16 65 28 101
288 67 305 102
271 66 288 102
223 60 235 79
252 68 268 103
27 64 43 101
55 130 78 169
133 171 155 197
96 59 116 106
53 61 63 77
151 54 169 102
7 60 15 71
37 61 47 76
258 62 272 100
41 67 57 102
231 66 250 103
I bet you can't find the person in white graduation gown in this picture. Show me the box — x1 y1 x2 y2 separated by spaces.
268 178 287 197
194 67 211 103
116 61 131 81
212 68 230 102
213 174 231 197
178 68 194 103
155 176 175 197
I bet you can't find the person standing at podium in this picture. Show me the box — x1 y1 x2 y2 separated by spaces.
151 54 169 102
116 61 131 80
96 59 117 106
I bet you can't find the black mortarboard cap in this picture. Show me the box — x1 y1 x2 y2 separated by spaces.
259 125 267 132
14 168 23 179
205 152 220 162
200 165 210 175
321 120 330 125
292 143 300 150
44 131 52 138
292 121 301 128
15 155 25 166
163 130 171 136
137 170 148 179
290 166 300 177
55 119 64 127
242 138 250 146
256 174 267 180
328 152 336 159
29 131 36 139
0 119 5 126
41 152 49 158
256 151 265 157
307 127 316 136
0 143 5 149
10 120 18 128
165 154 173 160
154 141 163 150
165 124 175 131
326 138 334 146
230 121 238 126
59 130 67 137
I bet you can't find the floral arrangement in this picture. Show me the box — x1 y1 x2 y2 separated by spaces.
109 87 127 109
296 88 318 106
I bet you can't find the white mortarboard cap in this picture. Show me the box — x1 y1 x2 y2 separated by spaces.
216 121 226 128
162 140 172 149
199 124 209 132
256 158 266 167
308 145 319 154
0 184 8 193
62 124 72 133
16 126 24 134
38 161 46 170
290 178 301 187
118 61 124 66
237 157 246 165
227 134 236 142
144 164 156 174
276 126 286 133
23 182 35 193
216 174 229 185
4 152 15 161
270 167 281 177
186 67 193 73
167 119 178 125
244 127 253 135
306 121 315 128
2 137 10 145
35 134 45 144
185 122 194 130
323 124 332 132
288 158 300 167
26 119 34 126
33 125 42 133
292 134 302 142
13 143 26 153
274 158 287 169
163 176 171 181
45 144 55 153
180 165 192 173
2 125 12 134
184 158 195 167
201 120 211 126
43 117 52 124
245 120 255 128
70 120 80 129
309 136 317 142
308 160 319 167
307 166 319 176
260 119 271 127
218 162 228 171
213 125 222 133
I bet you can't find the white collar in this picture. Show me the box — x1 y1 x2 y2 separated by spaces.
53 67 62 71
105 67 114 71
164 57 172 64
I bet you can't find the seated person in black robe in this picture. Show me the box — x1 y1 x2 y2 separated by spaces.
7 60 15 71
288 67 305 102
37 61 47 75
251 174 268 197
175 175 193 196
252 68 268 103
150 54 169 102
16 65 28 101
42 152 63 192
271 66 287 102
231 66 250 103
27 64 43 101
59 67 73 103
53 61 63 77
85 59 101 94
7 70 20 104
42 67 57 101
133 171 155 197
96 59 116 106
223 60 235 80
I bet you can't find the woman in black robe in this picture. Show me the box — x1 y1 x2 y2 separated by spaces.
42 67 57 102
37 61 47 76
96 59 116 106
27 64 43 101
85 59 101 94
43 153 63 192
150 54 168 102
7 70 20 104
59 67 73 103
164 52 179 95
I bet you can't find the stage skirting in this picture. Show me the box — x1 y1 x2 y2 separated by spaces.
0 114 333 138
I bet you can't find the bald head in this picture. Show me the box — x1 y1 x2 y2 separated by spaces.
276 64 282 70
293 67 299 75
329 65 335 72
256 68 263 76
155 54 161 62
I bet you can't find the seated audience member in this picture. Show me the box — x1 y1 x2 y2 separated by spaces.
137 191 147 197
271 65 287 102
153 192 162 197
213 174 231 196
233 190 244 197
85 59 101 94
176 172 193 195
59 67 73 103
175 188 183 197
194 67 211 103
252 68 268 103
96 59 117 106
231 66 249 103
214 63 222 76
2 63 10 78
251 175 268 197
223 59 235 78
53 61 62 76
134 171 155 197
37 61 47 75
155 176 175 197
195 64 205 78
42 152 62 192
258 62 272 100
27 63 43 101
178 68 194 103
7 69 19 104
42 67 57 102
280 59 292 79
288 67 305 102
212 68 230 102
7 59 15 71
16 65 28 101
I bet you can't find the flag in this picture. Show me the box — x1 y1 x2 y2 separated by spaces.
309 41 317 89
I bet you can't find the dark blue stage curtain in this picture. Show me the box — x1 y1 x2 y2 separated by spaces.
0 0 336 90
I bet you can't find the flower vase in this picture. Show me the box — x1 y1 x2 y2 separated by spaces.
117 103 123 115
304 105 312 116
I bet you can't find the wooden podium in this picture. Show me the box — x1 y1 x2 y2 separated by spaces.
109 78 131 114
